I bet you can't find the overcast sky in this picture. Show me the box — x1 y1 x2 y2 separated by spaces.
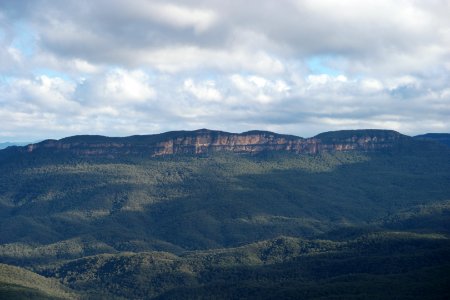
1 0 450 141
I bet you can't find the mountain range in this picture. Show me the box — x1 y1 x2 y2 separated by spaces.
0 142 30 150
2 129 415 157
0 129 449 299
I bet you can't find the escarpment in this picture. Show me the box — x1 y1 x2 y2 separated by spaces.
7 129 409 158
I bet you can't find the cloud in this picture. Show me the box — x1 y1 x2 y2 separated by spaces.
230 74 290 103
143 2 217 33
97 69 155 103
4 0 449 76
1 75 78 113
0 0 450 141
183 79 222 102
129 46 285 74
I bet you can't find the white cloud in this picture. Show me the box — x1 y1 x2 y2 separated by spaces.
71 59 100 74
5 75 78 113
230 74 290 104
361 79 384 93
0 0 450 140
137 46 285 75
306 74 347 86
183 79 222 102
79 68 155 104
145 2 217 33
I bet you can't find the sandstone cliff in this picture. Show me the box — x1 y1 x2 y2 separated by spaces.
9 129 409 158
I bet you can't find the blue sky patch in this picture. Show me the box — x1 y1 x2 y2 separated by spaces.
306 55 341 77
11 22 37 57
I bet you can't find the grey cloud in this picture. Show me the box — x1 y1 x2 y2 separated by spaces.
0 0 450 141
1 0 448 78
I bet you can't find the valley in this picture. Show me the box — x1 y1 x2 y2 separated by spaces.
0 129 449 299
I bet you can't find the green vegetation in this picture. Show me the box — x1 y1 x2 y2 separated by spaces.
39 234 450 299
0 131 449 298
0 263 77 299
415 133 450 147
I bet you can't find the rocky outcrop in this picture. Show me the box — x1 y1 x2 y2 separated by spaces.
13 129 409 158
151 130 318 156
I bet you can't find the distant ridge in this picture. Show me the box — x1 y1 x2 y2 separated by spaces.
414 133 450 147
0 129 415 159
1 130 450 299
0 142 30 150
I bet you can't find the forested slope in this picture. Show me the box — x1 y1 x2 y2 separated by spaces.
0 129 449 299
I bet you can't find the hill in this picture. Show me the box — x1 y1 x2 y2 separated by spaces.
0 263 77 299
1 128 409 160
0 142 30 150
415 133 450 147
41 234 450 299
0 129 449 298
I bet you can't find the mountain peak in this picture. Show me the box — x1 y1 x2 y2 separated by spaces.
314 129 404 140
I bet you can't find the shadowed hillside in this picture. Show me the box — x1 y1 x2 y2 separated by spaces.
0 129 449 299
415 133 450 147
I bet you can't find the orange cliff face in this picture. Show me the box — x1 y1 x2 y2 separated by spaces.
17 129 408 158
152 132 316 156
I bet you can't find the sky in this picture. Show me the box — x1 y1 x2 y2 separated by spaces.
1 0 450 142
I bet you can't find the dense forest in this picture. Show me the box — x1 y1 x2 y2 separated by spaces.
0 130 449 299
